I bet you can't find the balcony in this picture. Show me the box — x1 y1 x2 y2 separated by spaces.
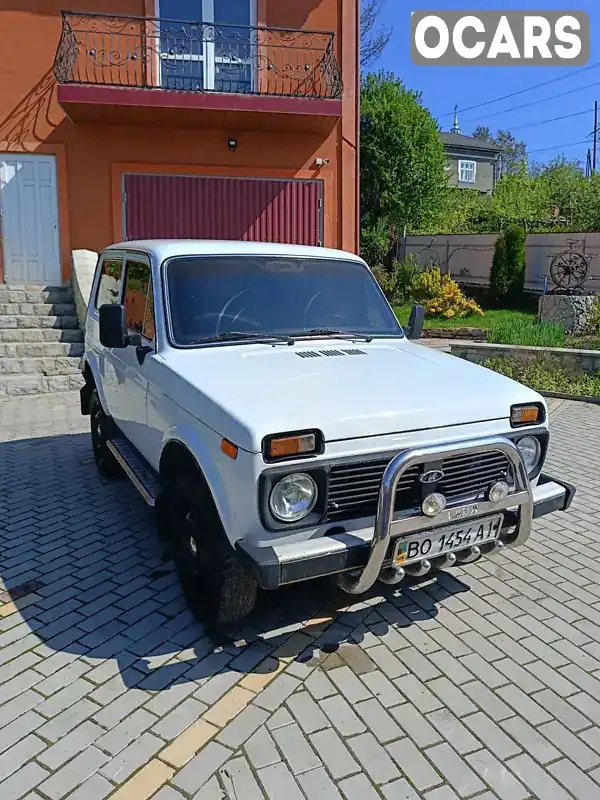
54 11 343 132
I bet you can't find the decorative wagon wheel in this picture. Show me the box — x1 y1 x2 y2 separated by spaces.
549 247 590 290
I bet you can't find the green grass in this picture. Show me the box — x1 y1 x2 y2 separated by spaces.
488 319 566 348
483 356 600 397
395 305 536 330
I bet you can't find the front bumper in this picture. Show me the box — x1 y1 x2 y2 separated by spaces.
237 437 575 592
532 474 576 519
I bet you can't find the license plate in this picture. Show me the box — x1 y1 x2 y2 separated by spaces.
393 515 503 566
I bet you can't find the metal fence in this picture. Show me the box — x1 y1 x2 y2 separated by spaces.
54 11 343 100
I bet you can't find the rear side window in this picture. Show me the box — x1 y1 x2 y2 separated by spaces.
95 256 124 309
124 259 155 341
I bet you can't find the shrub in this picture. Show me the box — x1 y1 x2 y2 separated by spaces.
487 319 566 347
411 266 483 319
566 336 600 351
483 354 600 397
490 225 526 305
394 255 421 301
490 232 507 301
371 265 396 303
504 225 526 299
360 218 393 268
586 297 600 335
372 255 421 304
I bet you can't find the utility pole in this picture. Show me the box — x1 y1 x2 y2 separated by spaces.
594 100 598 174
587 148 593 178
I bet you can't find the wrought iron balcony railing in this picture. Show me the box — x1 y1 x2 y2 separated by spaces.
54 11 343 101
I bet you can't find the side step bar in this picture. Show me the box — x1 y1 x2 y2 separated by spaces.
106 439 159 508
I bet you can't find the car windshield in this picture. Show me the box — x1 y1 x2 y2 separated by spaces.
165 256 404 346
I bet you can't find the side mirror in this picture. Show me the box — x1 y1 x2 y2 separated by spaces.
406 304 425 340
99 304 128 348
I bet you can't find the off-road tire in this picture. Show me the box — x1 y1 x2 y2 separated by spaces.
90 390 121 479
167 473 258 627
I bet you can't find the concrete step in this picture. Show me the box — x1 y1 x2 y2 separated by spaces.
0 288 74 305
0 303 77 316
0 315 79 330
0 284 84 396
0 356 82 376
0 342 84 358
0 373 84 397
0 328 84 343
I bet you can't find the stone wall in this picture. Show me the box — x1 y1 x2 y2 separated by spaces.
539 295 597 335
71 249 98 327
422 327 487 340
450 341 600 374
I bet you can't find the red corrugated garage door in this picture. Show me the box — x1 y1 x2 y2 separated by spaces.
123 174 323 246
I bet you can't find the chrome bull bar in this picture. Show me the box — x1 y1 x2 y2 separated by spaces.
336 436 533 595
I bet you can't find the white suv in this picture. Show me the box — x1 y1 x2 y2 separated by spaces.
80 240 575 625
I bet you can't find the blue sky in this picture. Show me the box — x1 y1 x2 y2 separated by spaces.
374 0 600 167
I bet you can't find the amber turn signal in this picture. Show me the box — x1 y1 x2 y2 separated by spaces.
269 433 316 459
510 404 541 426
221 439 238 459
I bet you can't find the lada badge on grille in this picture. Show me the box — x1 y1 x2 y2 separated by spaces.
449 504 479 520
420 470 445 484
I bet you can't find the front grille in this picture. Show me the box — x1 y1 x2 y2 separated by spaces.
326 450 513 521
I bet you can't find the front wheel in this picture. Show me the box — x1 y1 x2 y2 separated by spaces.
167 474 258 627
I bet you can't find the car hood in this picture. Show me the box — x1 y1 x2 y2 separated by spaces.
162 339 544 452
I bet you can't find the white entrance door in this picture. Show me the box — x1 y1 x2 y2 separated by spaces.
0 154 61 285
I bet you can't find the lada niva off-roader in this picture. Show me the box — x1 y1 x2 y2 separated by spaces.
81 240 575 625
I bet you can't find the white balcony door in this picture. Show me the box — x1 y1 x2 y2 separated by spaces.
158 0 256 93
0 154 61 286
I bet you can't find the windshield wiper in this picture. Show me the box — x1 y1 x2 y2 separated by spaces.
297 328 374 343
191 331 295 345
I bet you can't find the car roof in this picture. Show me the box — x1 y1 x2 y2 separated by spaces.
104 239 366 264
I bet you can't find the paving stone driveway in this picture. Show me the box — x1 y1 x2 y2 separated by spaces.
1 393 599 800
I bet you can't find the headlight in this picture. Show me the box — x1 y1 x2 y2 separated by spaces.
269 473 318 522
517 436 541 473
510 403 544 427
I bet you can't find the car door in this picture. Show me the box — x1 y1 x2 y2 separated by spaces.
114 253 156 459
88 251 126 422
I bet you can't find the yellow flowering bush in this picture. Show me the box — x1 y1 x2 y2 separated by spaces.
412 267 483 319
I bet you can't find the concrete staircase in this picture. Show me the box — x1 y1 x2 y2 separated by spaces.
0 284 84 397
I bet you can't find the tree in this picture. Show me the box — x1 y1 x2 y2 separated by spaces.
490 225 526 305
488 168 544 229
360 0 393 69
473 125 492 141
473 126 527 175
574 173 600 231
490 229 508 301
503 224 526 301
360 72 448 241
419 147 600 235
531 157 585 226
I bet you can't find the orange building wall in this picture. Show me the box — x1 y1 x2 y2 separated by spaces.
0 0 358 281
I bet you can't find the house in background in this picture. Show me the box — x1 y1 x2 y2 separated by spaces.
0 1 359 286
440 112 501 195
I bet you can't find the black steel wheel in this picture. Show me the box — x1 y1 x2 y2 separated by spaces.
169 474 258 627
